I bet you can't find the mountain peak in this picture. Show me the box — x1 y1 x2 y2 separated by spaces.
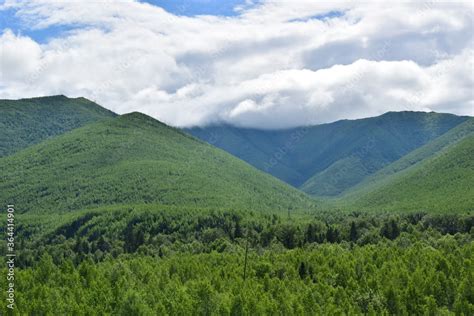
0 106 313 213
119 111 168 127
0 96 116 156
380 110 464 118
121 111 152 120
0 94 70 102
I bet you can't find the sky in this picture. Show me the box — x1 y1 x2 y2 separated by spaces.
0 0 473 129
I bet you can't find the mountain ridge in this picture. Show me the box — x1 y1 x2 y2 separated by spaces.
342 117 474 199
0 110 314 214
187 111 470 196
0 95 116 157
1 95 471 213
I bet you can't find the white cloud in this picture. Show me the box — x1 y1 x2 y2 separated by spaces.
0 0 473 128
0 30 42 81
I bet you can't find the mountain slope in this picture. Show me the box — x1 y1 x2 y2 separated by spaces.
187 112 469 196
343 117 474 199
346 131 474 213
0 95 116 157
0 112 314 214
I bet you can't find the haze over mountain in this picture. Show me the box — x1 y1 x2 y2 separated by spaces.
0 107 313 214
187 112 469 197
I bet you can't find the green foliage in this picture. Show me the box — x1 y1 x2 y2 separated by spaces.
0 95 116 157
345 118 474 194
1 210 472 315
1 96 472 314
188 111 469 196
0 112 313 214
347 134 474 213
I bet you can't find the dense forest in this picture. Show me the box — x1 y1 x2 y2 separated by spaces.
0 112 312 214
1 97 473 315
1 208 472 315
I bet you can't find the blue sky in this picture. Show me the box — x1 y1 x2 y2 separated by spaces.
0 0 252 43
142 0 251 16
1 7 79 43
0 12 77 43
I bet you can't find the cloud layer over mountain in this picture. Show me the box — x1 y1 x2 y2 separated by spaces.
1 0 473 128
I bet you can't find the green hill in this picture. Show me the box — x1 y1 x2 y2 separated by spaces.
0 96 472 314
0 112 314 214
187 112 469 196
0 95 116 157
343 118 474 198
344 127 474 213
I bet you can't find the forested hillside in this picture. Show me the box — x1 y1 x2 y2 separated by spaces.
0 112 313 214
1 207 472 315
347 134 474 212
187 112 468 197
0 96 472 314
0 95 116 157
341 118 473 204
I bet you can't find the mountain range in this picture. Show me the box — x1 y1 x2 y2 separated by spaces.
0 95 472 214
0 98 312 214
187 112 470 198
